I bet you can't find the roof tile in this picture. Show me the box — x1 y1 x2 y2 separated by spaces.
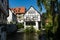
10 7 25 14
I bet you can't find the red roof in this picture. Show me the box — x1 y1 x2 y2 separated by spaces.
10 7 25 14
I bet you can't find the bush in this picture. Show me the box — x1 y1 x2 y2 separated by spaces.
24 27 30 33
24 26 36 33
36 30 41 34
45 22 53 32
30 25 36 33
16 23 24 29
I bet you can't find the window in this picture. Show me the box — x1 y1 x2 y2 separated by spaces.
18 8 20 12
18 10 20 12
1 0 3 3
0 13 3 23
0 13 1 18
14 11 15 13
15 10 17 12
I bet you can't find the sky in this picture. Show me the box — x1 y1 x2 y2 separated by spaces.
9 0 46 13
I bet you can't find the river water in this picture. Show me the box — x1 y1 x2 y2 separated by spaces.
7 32 41 40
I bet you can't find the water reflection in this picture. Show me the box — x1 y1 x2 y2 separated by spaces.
7 33 39 40
7 32 52 40
24 33 39 40
7 33 24 40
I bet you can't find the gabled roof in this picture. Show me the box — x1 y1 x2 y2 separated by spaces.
25 6 40 15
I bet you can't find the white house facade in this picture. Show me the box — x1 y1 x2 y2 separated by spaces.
7 9 17 24
10 7 25 23
24 7 41 30
16 14 24 23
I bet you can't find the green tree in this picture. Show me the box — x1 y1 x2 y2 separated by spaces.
37 0 60 39
37 0 58 33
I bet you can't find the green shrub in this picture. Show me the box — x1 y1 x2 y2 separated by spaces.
45 22 53 32
24 27 30 33
36 30 41 34
29 25 36 33
16 23 24 29
24 26 36 33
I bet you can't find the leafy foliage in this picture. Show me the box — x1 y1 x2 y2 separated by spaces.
37 0 60 39
16 23 24 29
37 0 58 34
24 26 36 33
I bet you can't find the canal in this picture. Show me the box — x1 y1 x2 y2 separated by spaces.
7 32 41 40
7 32 50 40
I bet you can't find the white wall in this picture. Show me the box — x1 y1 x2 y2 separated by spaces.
24 7 40 21
17 14 24 23
24 7 41 30
7 10 17 24
7 10 12 24
24 21 39 30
